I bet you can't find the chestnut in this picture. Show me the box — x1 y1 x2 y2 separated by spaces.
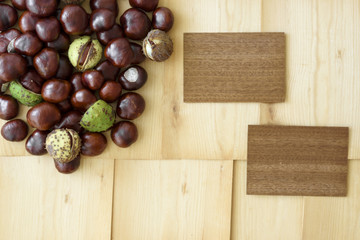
27 102 61 130
119 65 147 90
60 5 89 35
116 92 145 120
120 8 151 40
14 32 43 56
0 94 19 120
0 4 18 31
0 53 27 82
152 7 174 32
96 24 124 46
105 38 134 68
41 79 72 103
71 89 97 112
55 110 83 133
19 11 41 33
33 48 60 79
99 81 122 103
1 119 28 142
81 132 107 156
90 9 115 32
129 0 159 12
70 72 85 92
1 28 21 42
54 155 80 174
82 70 105 91
25 129 49 155
26 0 58 17
0 38 9 53
55 55 73 79
20 69 45 94
90 0 118 15
56 99 72 113
111 121 138 148
95 60 120 82
130 42 146 64
46 32 70 53
35 17 61 42
11 0 27 10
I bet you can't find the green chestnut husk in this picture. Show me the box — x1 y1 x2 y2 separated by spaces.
9 81 43 107
68 36 103 72
80 100 115 132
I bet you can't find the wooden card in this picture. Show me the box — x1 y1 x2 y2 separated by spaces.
247 125 349 196
184 33 286 103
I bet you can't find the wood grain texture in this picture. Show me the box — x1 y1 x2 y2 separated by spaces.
112 159 233 240
184 33 286 103
247 125 349 196
0 156 114 240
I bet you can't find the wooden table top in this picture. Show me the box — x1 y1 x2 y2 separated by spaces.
1 0 360 239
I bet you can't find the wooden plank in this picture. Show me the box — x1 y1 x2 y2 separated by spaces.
0 156 114 240
112 159 233 240
247 125 349 196
260 0 360 160
184 33 286 103
231 160 304 240
302 160 360 240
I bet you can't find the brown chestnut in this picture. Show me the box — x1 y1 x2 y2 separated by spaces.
0 38 9 53
46 32 70 53
56 99 72 113
81 132 107 156
26 0 57 17
129 0 158 12
105 38 134 68
90 0 118 15
71 89 97 112
111 121 138 148
0 94 19 120
99 81 122 103
120 8 151 40
116 92 145 120
0 53 27 82
20 69 45 94
14 32 43 56
90 9 115 32
0 4 18 31
54 155 80 174
25 129 49 155
96 24 124 46
33 48 60 79
152 7 174 32
82 70 105 91
35 17 61 42
1 119 28 142
130 42 146 64
27 102 61 130
1 28 22 42
119 65 147 91
41 79 72 103
95 60 120 82
19 11 41 33
70 72 85 92
60 5 89 35
55 55 73 79
55 110 83 133
11 0 26 10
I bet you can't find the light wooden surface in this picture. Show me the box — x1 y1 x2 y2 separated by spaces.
1 0 360 239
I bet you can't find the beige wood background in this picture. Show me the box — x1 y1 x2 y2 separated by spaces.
1 0 360 239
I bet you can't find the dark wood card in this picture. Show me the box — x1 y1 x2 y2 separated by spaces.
247 125 349 196
184 33 286 103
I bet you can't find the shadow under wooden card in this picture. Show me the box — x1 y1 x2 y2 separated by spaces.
247 125 349 196
183 33 286 103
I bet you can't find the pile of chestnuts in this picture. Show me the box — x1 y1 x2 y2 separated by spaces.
0 0 174 174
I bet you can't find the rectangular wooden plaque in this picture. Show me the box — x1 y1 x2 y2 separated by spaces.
247 125 349 196
184 33 286 103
